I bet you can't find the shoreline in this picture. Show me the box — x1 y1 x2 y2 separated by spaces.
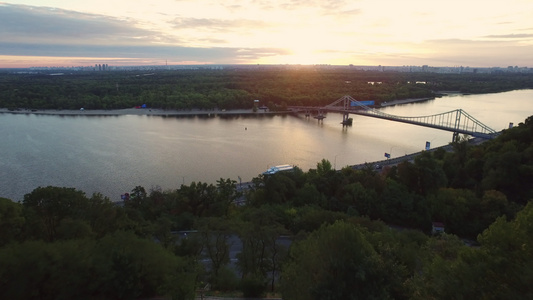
0 97 436 117
0 107 289 117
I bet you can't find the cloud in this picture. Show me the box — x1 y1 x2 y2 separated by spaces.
0 3 290 65
0 3 175 45
275 0 349 11
417 39 533 67
0 41 289 64
483 33 533 39
172 17 268 32
245 0 359 17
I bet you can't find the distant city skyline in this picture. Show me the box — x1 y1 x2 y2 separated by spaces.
1 0 533 68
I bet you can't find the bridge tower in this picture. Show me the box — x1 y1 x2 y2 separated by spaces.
327 95 354 126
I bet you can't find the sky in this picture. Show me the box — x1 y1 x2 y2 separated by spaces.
1 0 533 68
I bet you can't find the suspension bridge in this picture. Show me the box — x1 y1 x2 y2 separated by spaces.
289 95 498 140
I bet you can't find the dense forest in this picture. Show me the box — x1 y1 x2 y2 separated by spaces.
1 114 533 299
2 67 533 111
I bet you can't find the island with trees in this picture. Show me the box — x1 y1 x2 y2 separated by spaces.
1 112 533 299
2 66 533 112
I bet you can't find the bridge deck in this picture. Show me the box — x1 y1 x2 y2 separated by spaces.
288 95 496 139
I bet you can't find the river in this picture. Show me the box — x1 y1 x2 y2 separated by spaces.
1 89 532 202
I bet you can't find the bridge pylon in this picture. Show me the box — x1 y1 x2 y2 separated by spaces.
325 95 359 126
342 112 353 125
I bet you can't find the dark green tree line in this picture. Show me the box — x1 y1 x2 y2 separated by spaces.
3 68 531 111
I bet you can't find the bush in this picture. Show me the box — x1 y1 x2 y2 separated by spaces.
240 276 266 298
211 266 239 291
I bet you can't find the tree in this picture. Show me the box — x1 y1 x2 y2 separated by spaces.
475 202 533 298
22 186 89 241
0 198 24 245
316 158 333 176
380 179 415 226
125 185 148 210
215 178 241 216
196 217 232 280
289 206 347 234
236 206 289 294
281 221 392 300
291 183 325 207
179 182 217 217
409 203 533 299
427 188 478 237
91 231 197 299
0 232 197 300
262 174 297 205
413 151 447 195
86 192 131 238
339 181 380 217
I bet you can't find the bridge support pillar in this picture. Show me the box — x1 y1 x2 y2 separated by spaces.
313 109 325 122
452 132 460 142
342 112 353 126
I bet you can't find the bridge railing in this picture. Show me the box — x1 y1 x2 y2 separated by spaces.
356 108 496 136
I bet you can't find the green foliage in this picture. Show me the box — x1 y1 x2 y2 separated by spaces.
395 151 447 196
291 183 326 207
93 231 196 299
380 179 418 226
211 266 240 291
0 197 24 245
409 202 533 299
339 181 380 217
240 275 267 298
215 178 241 216
196 217 233 277
22 186 89 241
281 221 393 300
235 206 289 293
256 173 298 205
365 228 429 299
289 205 348 234
86 192 130 238
6 68 531 112
0 232 197 300
178 181 217 217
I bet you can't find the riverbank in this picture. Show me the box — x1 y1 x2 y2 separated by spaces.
380 97 434 107
0 96 436 116
0 107 290 117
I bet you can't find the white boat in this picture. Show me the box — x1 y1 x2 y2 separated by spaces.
263 164 294 175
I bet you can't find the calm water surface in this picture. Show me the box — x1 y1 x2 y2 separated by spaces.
1 89 532 201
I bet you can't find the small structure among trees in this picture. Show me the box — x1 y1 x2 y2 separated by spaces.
432 222 445 235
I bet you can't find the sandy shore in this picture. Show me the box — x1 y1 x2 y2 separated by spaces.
0 107 278 116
